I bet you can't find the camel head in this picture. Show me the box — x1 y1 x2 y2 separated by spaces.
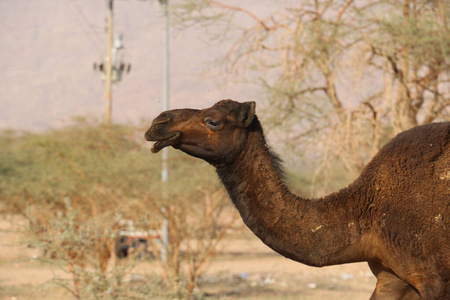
145 99 256 166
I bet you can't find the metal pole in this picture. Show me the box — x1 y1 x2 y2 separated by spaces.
105 0 114 125
160 208 169 263
160 0 170 264
161 1 170 182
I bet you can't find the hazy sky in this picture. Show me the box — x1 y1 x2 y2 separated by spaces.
0 0 275 131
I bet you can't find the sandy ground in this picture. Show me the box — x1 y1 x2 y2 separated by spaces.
0 215 376 299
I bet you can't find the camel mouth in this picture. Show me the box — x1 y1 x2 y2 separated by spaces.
149 132 181 153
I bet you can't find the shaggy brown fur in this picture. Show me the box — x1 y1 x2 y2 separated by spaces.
145 99 450 299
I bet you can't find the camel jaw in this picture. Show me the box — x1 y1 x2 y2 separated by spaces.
146 131 181 153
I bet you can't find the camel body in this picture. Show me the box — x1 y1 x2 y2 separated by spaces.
145 99 450 299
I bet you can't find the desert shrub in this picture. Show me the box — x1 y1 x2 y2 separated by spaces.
0 119 239 299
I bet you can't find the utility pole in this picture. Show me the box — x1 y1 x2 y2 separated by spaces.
93 0 131 125
105 0 114 125
160 0 169 183
159 0 170 264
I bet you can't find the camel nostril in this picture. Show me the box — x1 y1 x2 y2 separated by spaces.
152 114 172 126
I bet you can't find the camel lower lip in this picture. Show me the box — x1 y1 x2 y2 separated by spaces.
151 132 180 153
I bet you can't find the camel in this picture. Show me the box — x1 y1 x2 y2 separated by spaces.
145 99 450 299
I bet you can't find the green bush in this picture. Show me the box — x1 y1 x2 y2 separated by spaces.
0 119 232 299
0 118 220 211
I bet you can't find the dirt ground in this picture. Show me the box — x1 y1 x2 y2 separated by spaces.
0 215 376 300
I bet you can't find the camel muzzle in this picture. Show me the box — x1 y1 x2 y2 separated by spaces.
145 113 182 153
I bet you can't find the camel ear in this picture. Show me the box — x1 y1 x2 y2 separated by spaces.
237 101 256 128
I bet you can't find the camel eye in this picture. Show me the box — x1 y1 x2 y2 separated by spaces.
204 117 221 131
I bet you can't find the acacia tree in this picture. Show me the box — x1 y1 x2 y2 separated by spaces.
362 0 449 129
172 0 449 191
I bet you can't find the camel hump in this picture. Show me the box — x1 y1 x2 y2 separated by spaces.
367 122 449 176
383 122 448 161
357 121 449 216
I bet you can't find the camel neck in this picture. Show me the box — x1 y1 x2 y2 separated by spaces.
216 120 369 267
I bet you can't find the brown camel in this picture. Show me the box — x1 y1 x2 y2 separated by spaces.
145 99 450 299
